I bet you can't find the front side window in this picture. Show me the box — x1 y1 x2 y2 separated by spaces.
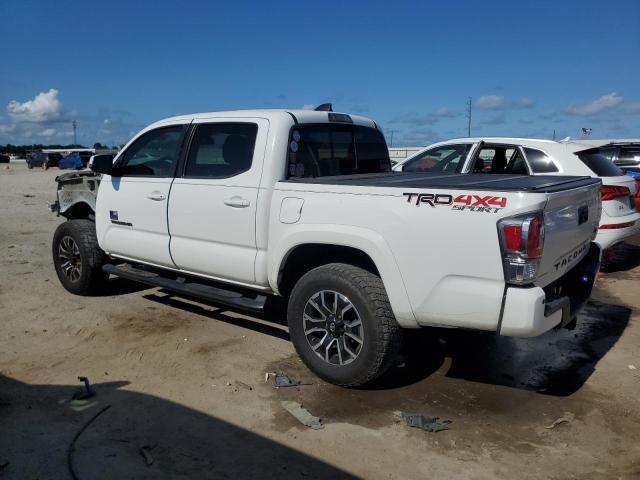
402 144 471 173
287 124 390 178
523 148 558 173
118 126 183 177
469 145 520 173
185 123 258 178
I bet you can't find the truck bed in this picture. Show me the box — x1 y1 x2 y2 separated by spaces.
286 172 601 193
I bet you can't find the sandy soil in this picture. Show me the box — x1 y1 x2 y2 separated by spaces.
1 162 639 479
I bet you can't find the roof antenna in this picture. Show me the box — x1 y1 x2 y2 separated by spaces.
314 103 333 112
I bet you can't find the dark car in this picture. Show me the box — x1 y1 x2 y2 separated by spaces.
0 154 9 163
26 152 63 169
596 142 640 174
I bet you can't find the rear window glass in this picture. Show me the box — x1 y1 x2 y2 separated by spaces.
577 150 624 177
523 148 558 173
287 124 390 178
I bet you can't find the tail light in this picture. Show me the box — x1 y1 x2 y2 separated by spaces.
600 185 630 201
498 211 545 285
635 179 640 211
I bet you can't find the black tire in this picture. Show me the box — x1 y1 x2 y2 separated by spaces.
27 162 33 169
287 263 402 387
52 219 109 295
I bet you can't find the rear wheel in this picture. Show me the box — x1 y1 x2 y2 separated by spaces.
52 220 108 295
287 263 402 387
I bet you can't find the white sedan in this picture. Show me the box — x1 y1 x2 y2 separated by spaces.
393 137 640 250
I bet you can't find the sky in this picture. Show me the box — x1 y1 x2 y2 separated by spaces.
1 0 638 147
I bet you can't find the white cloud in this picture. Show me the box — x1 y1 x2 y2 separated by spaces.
514 97 535 109
566 92 623 115
38 128 57 137
432 107 456 118
476 95 505 110
7 89 63 122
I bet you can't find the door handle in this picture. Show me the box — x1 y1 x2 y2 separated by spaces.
224 196 250 208
146 191 166 201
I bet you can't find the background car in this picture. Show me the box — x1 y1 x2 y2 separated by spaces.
394 137 640 249
592 142 640 211
26 152 63 169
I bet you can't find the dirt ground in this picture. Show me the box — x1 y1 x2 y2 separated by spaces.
1 161 639 480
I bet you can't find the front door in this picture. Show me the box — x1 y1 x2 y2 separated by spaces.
95 124 188 267
168 118 268 284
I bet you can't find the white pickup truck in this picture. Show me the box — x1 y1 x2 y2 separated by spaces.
50 106 602 386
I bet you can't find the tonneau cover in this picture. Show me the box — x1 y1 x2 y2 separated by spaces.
287 172 601 193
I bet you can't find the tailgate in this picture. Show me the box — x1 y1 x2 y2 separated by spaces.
536 181 601 287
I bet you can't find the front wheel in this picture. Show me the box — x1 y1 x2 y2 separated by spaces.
287 263 402 387
52 219 109 295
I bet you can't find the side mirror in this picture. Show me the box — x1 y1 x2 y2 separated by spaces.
90 154 115 175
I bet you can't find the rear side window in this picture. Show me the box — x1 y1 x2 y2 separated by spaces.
287 124 390 178
576 150 623 177
185 123 258 178
523 148 558 173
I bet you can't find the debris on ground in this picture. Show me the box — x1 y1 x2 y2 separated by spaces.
545 412 574 429
23 194 35 198
139 445 154 466
235 380 253 391
629 365 637 370
72 376 95 400
401 413 451 432
265 372 305 388
281 401 323 430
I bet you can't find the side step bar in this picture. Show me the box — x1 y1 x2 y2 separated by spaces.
103 264 267 312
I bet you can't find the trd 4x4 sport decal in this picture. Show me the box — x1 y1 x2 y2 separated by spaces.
403 193 507 213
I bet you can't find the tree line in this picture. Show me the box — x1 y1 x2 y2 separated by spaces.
1 142 120 155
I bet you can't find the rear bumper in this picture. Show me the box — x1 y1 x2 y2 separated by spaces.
595 213 640 250
499 243 601 337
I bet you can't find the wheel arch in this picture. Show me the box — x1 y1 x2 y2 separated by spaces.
60 201 95 220
271 226 417 328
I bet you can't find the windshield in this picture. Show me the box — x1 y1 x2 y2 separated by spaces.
287 124 391 178
402 144 471 173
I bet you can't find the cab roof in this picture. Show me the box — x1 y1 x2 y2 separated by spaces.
149 109 378 129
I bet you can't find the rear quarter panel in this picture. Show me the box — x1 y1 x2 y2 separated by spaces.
269 183 550 330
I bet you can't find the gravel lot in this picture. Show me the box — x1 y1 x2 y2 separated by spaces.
1 162 639 479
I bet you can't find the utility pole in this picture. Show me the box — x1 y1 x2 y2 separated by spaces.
553 129 556 141
72 120 77 146
466 97 472 137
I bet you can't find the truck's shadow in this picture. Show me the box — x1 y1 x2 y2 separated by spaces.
0 375 354 480
371 299 631 396
142 287 631 397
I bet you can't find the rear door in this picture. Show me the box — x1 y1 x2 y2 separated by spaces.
167 118 268 284
95 123 188 267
